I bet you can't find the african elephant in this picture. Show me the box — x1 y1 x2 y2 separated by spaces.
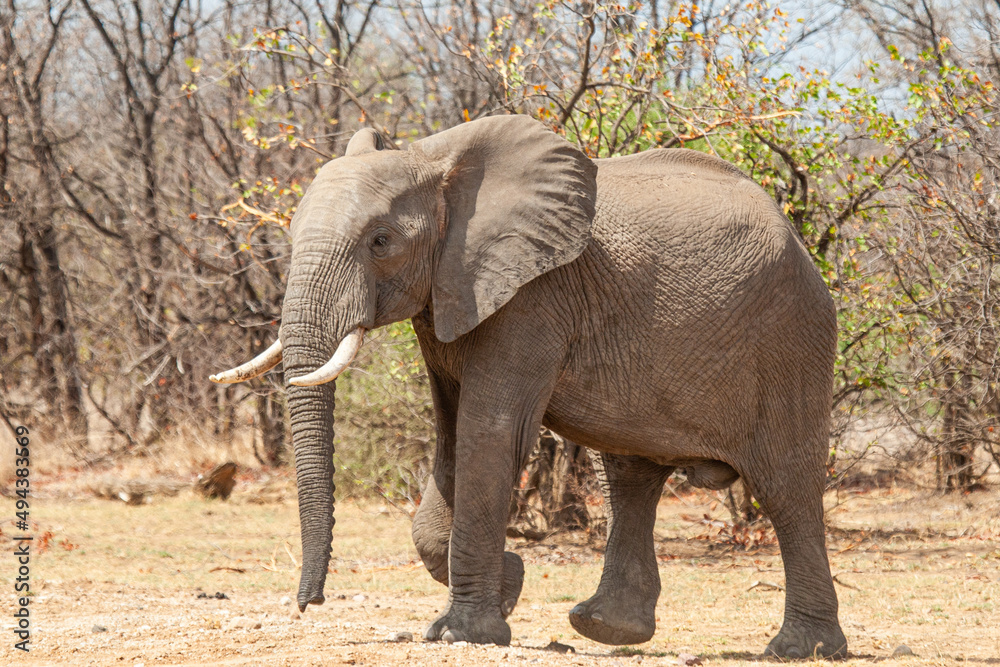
211 115 846 659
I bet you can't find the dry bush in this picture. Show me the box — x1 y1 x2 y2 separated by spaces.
3 1 1000 527
508 430 606 540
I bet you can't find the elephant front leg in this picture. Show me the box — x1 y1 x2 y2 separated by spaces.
413 470 526 618
423 376 552 645
411 371 524 618
570 453 672 645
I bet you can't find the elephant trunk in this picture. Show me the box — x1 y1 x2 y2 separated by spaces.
286 380 336 611
281 244 370 612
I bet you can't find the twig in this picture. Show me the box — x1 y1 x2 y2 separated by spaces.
747 580 784 591
234 199 287 226
209 543 235 560
559 10 597 126
832 573 860 590
283 541 300 569
666 110 801 148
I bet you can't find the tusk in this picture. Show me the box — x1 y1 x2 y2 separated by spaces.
209 339 283 384
288 327 365 386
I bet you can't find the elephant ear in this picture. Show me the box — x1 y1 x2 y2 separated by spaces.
345 128 392 155
411 115 597 343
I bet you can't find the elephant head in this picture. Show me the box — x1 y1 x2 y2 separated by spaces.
210 115 597 612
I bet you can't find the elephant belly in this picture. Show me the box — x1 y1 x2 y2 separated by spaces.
542 354 754 463
541 289 759 461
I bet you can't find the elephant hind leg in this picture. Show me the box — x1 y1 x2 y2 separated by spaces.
569 452 672 645
742 404 847 658
412 370 460 587
412 475 453 586
754 480 847 659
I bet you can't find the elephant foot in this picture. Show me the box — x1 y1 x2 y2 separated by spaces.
500 552 524 618
568 591 655 645
765 619 848 660
424 604 511 645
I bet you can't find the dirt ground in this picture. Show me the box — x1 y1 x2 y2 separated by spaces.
2 471 999 666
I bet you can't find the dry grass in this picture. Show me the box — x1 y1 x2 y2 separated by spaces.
1 476 998 666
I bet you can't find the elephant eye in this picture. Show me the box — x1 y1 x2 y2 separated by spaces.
371 233 390 254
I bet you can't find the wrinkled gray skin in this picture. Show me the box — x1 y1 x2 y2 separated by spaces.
279 116 845 659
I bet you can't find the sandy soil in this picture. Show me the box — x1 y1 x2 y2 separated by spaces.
2 474 999 666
